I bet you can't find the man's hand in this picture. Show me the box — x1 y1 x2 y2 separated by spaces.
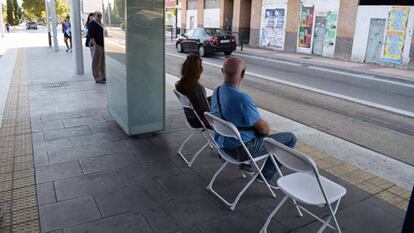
253 119 270 136
90 38 96 47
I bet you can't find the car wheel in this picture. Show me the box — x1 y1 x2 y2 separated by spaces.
224 51 233 56
198 45 206 57
176 43 183 53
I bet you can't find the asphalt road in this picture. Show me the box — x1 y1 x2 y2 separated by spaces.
106 32 414 166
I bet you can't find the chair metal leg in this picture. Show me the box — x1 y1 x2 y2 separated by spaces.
177 130 196 164
260 195 289 233
207 160 271 211
177 129 211 167
330 199 343 233
255 157 276 197
188 142 209 167
269 154 303 216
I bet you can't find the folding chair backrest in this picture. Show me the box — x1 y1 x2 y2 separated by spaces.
174 89 207 129
264 138 318 174
204 112 240 140
174 89 192 109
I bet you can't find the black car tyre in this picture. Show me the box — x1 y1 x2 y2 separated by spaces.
198 45 206 57
176 43 183 53
224 51 233 56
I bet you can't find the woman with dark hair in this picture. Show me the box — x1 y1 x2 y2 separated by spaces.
84 13 95 57
176 54 211 129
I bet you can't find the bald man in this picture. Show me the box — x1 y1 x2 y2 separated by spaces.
210 57 297 186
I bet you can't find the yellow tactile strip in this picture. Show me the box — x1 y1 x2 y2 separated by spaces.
296 143 410 212
0 49 40 233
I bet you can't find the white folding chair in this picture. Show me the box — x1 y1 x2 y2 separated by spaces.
261 138 347 233
204 112 279 211
174 89 213 167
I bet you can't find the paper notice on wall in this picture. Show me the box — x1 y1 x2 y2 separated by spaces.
261 8 285 49
298 6 314 48
204 9 220 28
383 6 410 64
324 11 337 48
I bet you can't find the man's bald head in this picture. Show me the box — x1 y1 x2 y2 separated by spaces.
222 57 246 85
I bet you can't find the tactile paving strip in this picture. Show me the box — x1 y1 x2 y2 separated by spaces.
0 49 40 232
296 143 411 211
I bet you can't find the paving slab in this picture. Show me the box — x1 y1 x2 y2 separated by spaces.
63 211 153 233
79 151 141 174
39 196 101 232
36 182 57 206
94 182 171 217
47 144 105 164
54 171 125 201
36 161 83 184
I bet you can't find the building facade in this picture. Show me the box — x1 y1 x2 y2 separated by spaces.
177 0 414 66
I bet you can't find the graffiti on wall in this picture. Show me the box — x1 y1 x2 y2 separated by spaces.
298 6 314 48
383 6 410 64
261 8 285 49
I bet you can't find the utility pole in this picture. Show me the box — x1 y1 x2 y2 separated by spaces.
50 0 59 51
71 0 84 74
45 0 52 47
175 0 178 37
0 2 4 38
107 0 111 29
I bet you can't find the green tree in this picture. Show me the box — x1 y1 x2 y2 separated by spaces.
6 0 13 24
22 0 69 21
12 0 21 24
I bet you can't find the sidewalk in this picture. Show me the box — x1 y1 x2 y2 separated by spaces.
0 47 410 232
233 46 414 83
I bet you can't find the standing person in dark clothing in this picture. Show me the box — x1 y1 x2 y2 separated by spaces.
62 16 72 52
84 13 95 57
88 11 106 84
176 54 211 129
5 23 9 33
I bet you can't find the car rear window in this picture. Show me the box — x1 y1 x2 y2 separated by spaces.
205 29 226 36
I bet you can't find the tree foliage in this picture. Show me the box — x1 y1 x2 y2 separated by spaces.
6 0 13 24
22 0 70 21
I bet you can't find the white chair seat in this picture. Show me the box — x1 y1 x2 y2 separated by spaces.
278 173 346 206
218 150 269 165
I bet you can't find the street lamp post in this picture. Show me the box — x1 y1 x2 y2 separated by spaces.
71 0 84 74
45 0 52 47
50 0 59 51
107 1 111 29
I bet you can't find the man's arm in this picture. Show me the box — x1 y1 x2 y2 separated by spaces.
88 23 96 46
253 119 270 136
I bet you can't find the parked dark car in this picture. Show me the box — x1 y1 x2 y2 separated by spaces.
26 21 38 30
176 28 237 57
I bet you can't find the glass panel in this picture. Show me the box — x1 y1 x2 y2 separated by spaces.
126 0 165 134
105 0 128 132
106 0 165 135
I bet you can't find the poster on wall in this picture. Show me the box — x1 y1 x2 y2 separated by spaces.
383 6 410 64
298 6 314 48
261 9 285 49
324 11 337 48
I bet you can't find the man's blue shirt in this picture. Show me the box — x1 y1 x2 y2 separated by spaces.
211 82 261 149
